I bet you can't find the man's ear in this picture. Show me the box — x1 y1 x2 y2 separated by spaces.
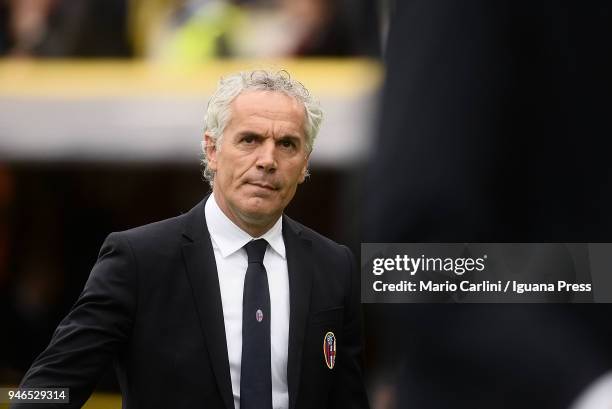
204 132 218 171
298 154 310 184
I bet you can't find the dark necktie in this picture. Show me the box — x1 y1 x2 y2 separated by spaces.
241 239 272 409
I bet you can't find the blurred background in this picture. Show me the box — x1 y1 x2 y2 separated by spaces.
2 0 612 408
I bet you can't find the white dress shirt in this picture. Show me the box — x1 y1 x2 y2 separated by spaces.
205 195 290 409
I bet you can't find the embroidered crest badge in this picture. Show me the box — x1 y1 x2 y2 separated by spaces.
323 331 336 369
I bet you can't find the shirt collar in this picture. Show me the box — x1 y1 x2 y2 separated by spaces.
205 194 286 259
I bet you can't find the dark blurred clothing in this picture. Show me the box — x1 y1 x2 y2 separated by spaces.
37 0 131 57
3 0 131 57
367 0 612 243
293 0 381 57
0 2 10 54
364 1 612 408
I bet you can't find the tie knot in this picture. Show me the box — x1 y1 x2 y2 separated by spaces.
245 239 268 264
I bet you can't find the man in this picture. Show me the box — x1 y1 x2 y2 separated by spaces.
13 70 369 409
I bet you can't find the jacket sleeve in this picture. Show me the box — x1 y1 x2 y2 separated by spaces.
327 246 370 409
11 232 138 409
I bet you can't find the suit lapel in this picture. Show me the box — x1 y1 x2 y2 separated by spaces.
283 216 313 409
181 197 235 409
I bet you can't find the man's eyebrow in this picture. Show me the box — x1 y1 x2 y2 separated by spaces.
236 131 302 142
236 131 263 138
278 134 302 142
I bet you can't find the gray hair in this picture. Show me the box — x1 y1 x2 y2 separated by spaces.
201 69 323 186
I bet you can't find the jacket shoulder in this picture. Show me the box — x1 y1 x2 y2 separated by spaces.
284 215 350 257
110 212 189 248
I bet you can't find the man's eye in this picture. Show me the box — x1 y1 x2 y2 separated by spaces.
280 140 295 148
243 135 255 143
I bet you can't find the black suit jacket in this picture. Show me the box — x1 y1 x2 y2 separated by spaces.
14 197 369 409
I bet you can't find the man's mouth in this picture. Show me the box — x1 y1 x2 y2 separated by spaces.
246 181 278 191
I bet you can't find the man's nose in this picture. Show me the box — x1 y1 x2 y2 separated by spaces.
256 140 277 172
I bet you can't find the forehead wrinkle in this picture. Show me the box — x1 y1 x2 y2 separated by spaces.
235 114 304 139
232 91 304 119
227 91 306 142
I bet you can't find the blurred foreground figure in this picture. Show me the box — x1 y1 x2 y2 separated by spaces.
365 1 612 409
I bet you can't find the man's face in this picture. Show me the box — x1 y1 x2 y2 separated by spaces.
205 90 310 235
